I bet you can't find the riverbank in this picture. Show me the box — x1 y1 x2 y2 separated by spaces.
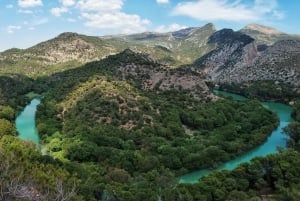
179 90 293 183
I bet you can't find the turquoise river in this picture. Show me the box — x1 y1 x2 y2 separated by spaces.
15 92 293 184
178 90 293 183
15 98 41 145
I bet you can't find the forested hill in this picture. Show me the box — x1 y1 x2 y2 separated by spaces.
36 49 214 100
32 49 279 200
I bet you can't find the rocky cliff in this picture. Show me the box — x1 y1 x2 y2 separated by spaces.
194 29 258 79
195 27 300 87
217 40 300 86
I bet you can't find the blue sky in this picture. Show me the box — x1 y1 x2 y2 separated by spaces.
1 0 299 51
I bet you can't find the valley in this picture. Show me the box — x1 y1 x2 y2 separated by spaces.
1 23 300 200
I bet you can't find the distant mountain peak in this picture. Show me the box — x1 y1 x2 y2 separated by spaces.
172 23 216 38
243 24 284 35
121 48 136 55
57 32 81 38
208 28 254 45
203 23 216 30
239 24 298 45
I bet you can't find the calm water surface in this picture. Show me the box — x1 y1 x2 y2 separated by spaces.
179 90 292 183
15 98 41 145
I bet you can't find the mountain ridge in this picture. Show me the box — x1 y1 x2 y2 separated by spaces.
240 23 300 45
191 26 300 88
242 24 285 35
0 23 216 76
1 23 300 89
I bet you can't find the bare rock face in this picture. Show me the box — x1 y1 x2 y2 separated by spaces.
196 32 300 87
218 40 300 86
195 29 259 80
195 28 300 87
110 50 215 101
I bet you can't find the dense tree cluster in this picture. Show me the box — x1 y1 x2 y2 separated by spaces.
173 98 300 201
0 75 33 107
33 52 280 200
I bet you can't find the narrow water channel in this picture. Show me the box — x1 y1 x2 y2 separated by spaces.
15 98 41 145
179 90 293 183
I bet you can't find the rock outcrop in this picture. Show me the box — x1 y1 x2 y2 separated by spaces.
217 40 300 86
195 29 259 80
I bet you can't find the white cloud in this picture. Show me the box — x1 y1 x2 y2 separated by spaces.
7 25 22 34
76 0 150 34
59 0 75 7
82 12 150 34
6 4 14 9
51 7 68 17
157 0 169 4
172 0 284 22
18 0 43 8
77 0 123 12
155 23 187 32
51 0 75 17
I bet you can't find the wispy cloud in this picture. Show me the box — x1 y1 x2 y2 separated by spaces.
67 18 77 22
19 18 48 32
155 23 186 32
7 25 22 34
6 4 14 9
157 0 169 4
272 10 284 20
31 18 48 26
172 0 284 22
18 0 43 8
18 9 34 14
